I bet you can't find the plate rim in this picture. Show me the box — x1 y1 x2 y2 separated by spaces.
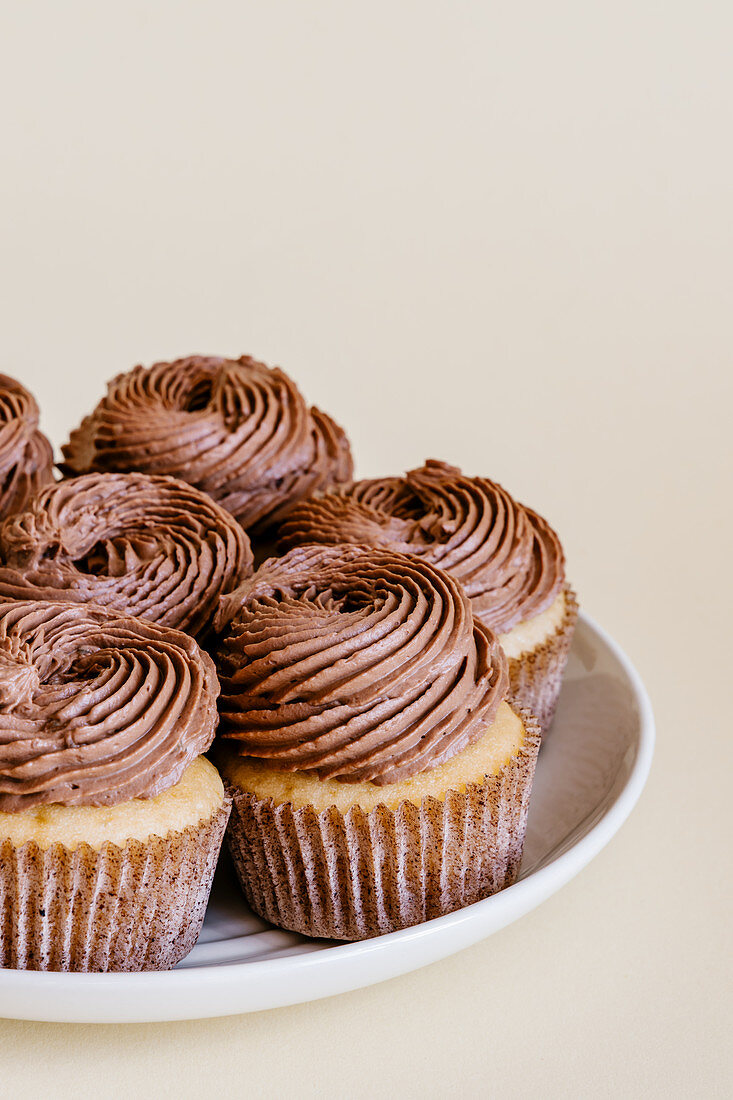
0 611 655 1023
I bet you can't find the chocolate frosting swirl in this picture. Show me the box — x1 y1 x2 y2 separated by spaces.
215 544 508 785
0 472 253 640
0 374 54 522
277 460 565 633
0 601 219 811
60 356 354 533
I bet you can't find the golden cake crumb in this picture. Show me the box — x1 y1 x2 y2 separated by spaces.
0 756 225 851
221 700 526 813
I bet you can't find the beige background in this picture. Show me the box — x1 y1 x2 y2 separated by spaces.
1 2 731 1097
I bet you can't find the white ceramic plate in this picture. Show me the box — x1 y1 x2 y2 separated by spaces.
0 612 654 1023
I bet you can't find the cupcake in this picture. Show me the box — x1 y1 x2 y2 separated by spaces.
214 544 540 941
0 374 54 522
0 471 252 641
277 460 578 734
0 600 229 971
60 355 354 537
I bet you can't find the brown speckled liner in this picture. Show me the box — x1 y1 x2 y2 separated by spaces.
225 710 540 941
0 800 230 972
508 584 578 737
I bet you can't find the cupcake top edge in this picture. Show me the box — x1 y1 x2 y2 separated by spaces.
0 600 220 813
276 458 566 633
214 543 509 786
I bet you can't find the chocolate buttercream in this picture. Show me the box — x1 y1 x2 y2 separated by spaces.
277 460 565 633
60 355 353 533
0 601 219 811
0 472 252 639
0 375 54 521
215 544 509 785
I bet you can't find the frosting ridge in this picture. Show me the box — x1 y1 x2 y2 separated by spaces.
0 601 219 811
0 472 253 639
277 460 565 633
60 356 353 532
0 374 54 521
215 543 508 785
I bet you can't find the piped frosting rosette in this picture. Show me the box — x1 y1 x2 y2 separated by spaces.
0 374 54 521
0 600 220 812
60 355 353 533
0 472 252 639
277 459 565 633
277 460 577 735
216 544 541 941
215 543 509 785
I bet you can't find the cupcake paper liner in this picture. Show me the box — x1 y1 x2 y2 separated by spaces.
224 709 541 941
0 800 230 972
508 584 579 737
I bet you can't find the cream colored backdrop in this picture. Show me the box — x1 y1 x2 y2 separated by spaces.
1 2 730 1097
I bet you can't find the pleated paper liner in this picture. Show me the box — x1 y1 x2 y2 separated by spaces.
508 584 579 737
0 799 230 972
225 709 541 942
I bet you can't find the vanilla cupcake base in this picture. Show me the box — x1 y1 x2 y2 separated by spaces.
0 758 230 972
221 702 540 941
499 585 579 736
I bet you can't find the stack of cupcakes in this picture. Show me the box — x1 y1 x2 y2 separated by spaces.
0 353 576 967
